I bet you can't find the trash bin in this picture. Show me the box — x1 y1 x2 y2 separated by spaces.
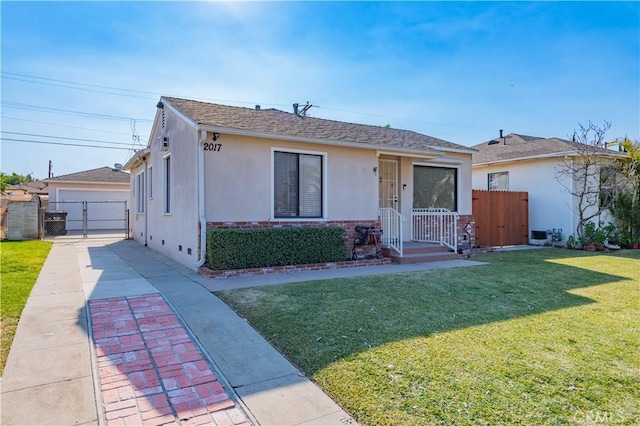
45 211 68 235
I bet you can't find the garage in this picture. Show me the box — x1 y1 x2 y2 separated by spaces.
52 189 129 231
44 166 131 237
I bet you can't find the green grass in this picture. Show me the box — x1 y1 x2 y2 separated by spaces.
1 240 52 375
217 249 640 425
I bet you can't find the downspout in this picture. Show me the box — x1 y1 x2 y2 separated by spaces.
194 129 207 268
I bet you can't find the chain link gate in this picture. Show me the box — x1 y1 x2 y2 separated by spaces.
43 200 129 239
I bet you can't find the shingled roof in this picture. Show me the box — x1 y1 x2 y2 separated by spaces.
162 97 473 154
45 166 130 184
471 133 624 165
7 180 48 195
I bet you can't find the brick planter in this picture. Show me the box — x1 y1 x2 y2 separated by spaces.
199 257 392 279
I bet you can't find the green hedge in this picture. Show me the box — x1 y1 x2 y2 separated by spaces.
206 227 347 270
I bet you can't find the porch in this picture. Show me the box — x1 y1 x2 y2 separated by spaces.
381 241 461 264
378 207 469 264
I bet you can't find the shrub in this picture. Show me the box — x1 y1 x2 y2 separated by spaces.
206 227 347 270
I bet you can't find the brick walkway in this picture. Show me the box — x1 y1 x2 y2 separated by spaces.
89 294 251 426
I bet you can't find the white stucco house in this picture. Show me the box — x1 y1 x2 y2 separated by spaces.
471 132 625 244
45 167 130 232
124 97 477 271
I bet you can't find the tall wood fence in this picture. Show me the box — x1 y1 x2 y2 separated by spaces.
472 190 529 247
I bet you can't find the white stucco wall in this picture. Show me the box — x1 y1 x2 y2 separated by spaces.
472 158 592 241
129 106 200 268
203 134 379 222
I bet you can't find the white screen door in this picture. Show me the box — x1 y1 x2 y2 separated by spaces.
378 159 398 209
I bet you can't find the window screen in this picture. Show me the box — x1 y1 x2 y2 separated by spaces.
274 152 322 218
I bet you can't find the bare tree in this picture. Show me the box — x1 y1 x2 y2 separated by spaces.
555 121 613 237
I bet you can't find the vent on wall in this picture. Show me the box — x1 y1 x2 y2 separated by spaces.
158 136 169 151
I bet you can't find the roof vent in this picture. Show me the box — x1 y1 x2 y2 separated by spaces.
255 105 261 110
113 163 123 171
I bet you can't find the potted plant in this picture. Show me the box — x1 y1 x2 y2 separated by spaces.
593 228 606 251
581 222 597 252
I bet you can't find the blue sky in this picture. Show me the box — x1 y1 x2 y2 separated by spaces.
2 1 638 178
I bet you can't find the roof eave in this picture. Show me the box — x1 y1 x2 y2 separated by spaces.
199 124 449 157
46 180 130 185
472 149 624 167
123 148 151 171
429 145 476 155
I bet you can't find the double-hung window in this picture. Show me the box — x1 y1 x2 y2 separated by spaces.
273 151 323 218
488 171 509 190
147 165 153 199
136 171 145 213
163 155 171 213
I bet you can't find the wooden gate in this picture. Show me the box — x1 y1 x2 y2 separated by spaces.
472 190 528 247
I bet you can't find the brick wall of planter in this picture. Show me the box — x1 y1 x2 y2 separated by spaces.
199 257 392 279
457 214 476 249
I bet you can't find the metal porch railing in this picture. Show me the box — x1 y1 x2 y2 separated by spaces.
378 207 403 257
411 208 459 252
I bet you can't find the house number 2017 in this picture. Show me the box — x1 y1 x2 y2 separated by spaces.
204 143 222 151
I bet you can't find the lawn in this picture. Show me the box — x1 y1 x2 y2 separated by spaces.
0 240 52 375
217 249 640 425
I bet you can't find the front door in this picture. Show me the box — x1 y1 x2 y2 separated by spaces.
378 159 398 209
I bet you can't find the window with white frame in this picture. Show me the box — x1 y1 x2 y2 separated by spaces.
147 165 153 198
136 171 145 213
488 171 509 190
273 151 323 218
163 155 171 213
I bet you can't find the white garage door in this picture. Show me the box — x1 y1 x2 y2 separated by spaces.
52 190 129 231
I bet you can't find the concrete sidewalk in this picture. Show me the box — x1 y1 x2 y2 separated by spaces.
1 238 484 425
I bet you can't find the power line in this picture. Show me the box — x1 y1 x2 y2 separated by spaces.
2 75 156 100
1 115 147 138
2 71 498 134
1 71 287 109
1 138 132 151
2 71 161 96
1 131 139 147
1 101 153 122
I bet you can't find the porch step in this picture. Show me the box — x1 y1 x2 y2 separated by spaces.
382 242 461 264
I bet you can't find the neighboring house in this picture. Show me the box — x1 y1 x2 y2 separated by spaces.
44 166 130 232
124 97 476 271
7 180 49 196
471 132 625 243
7 180 49 210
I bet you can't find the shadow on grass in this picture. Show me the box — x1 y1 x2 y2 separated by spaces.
216 248 639 375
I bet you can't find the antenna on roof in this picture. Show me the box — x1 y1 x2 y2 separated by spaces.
293 101 315 117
